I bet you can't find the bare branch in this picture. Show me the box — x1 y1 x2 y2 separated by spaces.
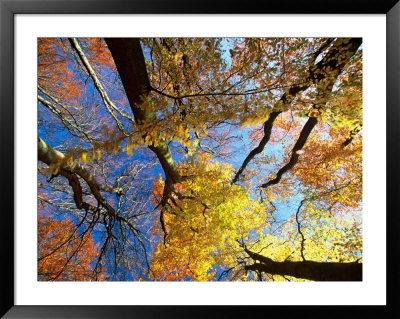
68 38 133 133
38 137 120 196
38 94 94 142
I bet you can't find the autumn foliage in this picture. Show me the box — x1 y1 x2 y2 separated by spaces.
37 37 363 281
38 215 104 281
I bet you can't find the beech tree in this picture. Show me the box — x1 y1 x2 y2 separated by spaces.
37 37 362 281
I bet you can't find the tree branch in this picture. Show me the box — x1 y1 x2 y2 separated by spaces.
232 111 281 184
233 38 362 184
38 93 93 142
38 137 121 197
68 38 133 133
260 116 318 188
260 38 362 188
295 200 307 261
342 125 362 148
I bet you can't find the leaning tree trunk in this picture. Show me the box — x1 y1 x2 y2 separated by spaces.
105 38 184 242
104 38 181 187
245 248 362 281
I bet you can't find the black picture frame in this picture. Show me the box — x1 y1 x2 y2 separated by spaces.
1 1 398 318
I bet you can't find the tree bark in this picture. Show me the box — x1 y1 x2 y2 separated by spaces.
105 38 181 186
38 137 118 195
244 248 362 281
38 137 120 216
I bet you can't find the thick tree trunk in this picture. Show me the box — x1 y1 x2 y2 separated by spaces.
245 248 362 281
105 38 181 185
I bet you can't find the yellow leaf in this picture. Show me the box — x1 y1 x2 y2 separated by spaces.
48 163 57 175
126 145 134 155
80 152 88 163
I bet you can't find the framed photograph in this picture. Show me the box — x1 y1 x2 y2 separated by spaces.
1 0 398 318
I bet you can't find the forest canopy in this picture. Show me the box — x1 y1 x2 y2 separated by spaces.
37 37 362 281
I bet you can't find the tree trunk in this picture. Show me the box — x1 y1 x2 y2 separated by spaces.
105 38 181 186
245 248 362 281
